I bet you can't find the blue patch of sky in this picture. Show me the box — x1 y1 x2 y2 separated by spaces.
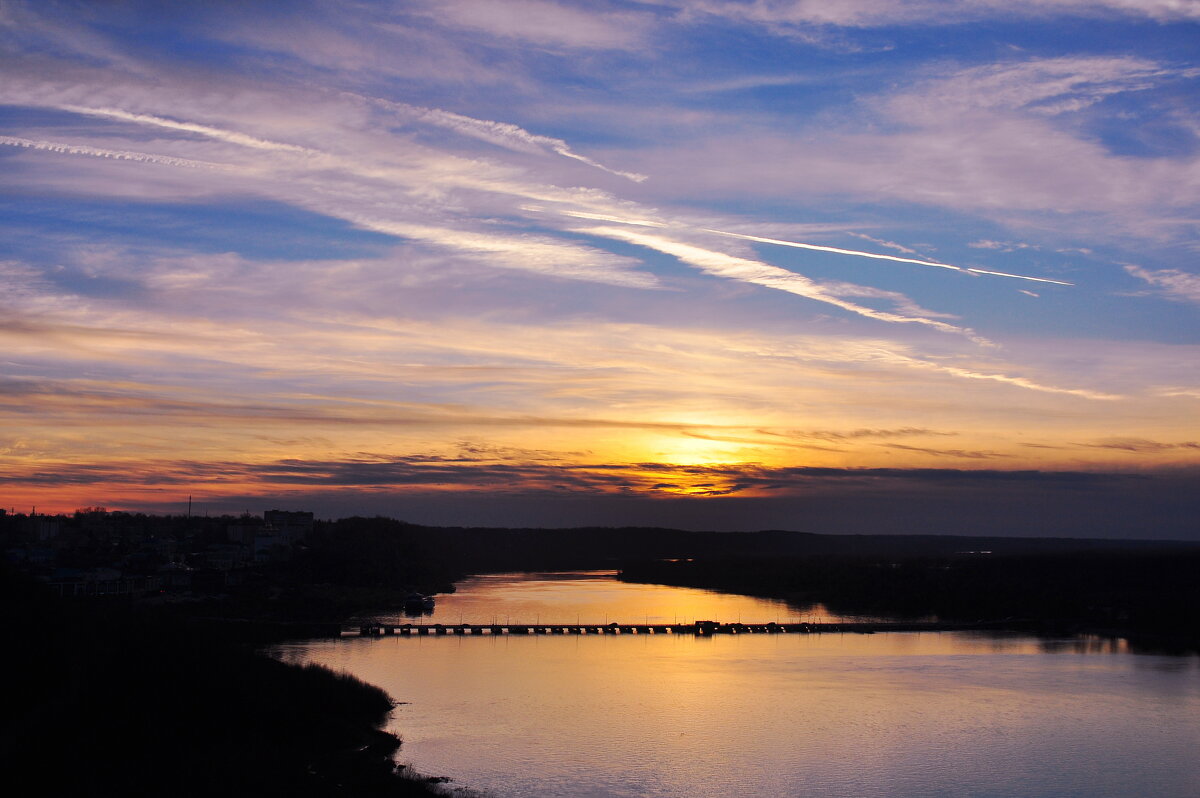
0 196 399 263
760 239 1200 345
658 29 892 104
1085 92 1200 159
656 16 1200 109
621 185 1197 344
41 266 146 301
665 194 969 240
979 16 1200 59
656 15 1200 137
92 24 250 68
865 17 1198 62
84 2 274 68
0 105 209 149
0 105 96 131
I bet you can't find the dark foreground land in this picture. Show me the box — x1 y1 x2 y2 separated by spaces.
4 511 1200 797
0 572 449 798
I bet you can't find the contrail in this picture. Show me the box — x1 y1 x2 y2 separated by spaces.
588 226 989 342
61 106 314 154
371 98 648 182
963 267 1073 285
557 209 666 227
0 136 225 170
704 229 1074 286
553 148 648 183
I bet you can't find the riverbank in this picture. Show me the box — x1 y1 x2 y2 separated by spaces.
279 569 1200 798
0 568 455 797
618 549 1200 652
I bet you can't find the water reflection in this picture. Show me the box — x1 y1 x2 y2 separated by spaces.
280 572 1200 798
1040 635 1131 656
365 571 869 627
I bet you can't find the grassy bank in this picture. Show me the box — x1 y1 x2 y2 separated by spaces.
0 569 453 797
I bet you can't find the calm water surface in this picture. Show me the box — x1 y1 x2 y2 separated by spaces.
271 572 1200 798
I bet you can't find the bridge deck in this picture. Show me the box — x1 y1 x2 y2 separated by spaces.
355 620 992 637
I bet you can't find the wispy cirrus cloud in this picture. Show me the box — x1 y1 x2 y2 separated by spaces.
1083 437 1200 453
847 232 922 256
1125 265 1200 305
878 443 1013 459
415 0 654 50
581 226 990 340
668 0 1200 28
764 427 956 442
2 1 1198 524
620 54 1200 242
884 56 1173 119
348 220 658 288
371 98 648 181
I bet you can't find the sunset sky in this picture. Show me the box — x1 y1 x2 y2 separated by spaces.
2 1 1198 535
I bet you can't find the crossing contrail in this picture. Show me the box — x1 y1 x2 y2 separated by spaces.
704 229 1074 286
0 136 225 170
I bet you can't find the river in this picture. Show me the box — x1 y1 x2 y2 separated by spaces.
269 571 1200 798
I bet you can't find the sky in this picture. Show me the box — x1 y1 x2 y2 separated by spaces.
1 0 1199 536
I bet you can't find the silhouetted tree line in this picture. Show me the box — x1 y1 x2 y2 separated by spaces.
302 520 1196 577
5 511 1199 795
618 550 1200 648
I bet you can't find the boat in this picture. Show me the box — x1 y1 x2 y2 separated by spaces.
403 592 435 612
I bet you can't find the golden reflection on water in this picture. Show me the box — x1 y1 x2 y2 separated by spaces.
1040 635 1131 655
373 570 872 626
277 573 1200 798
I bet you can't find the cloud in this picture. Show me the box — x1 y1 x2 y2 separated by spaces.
969 240 1036 251
682 74 818 93
677 430 846 453
708 228 963 273
668 0 1200 29
847 232 922 256
1083 437 1200 453
0 453 1132 496
555 209 666 227
347 220 659 288
373 98 647 181
878 443 1013 459
767 427 956 442
59 106 315 154
886 56 1171 119
2 3 1196 522
683 425 960 453
0 135 227 171
417 0 652 50
927 362 1119 400
618 55 1199 240
817 282 961 319
583 226 990 339
1 94 656 287
1124 265 1200 304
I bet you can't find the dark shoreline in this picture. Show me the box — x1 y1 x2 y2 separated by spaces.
0 571 455 798
6 511 1198 796
616 550 1200 654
